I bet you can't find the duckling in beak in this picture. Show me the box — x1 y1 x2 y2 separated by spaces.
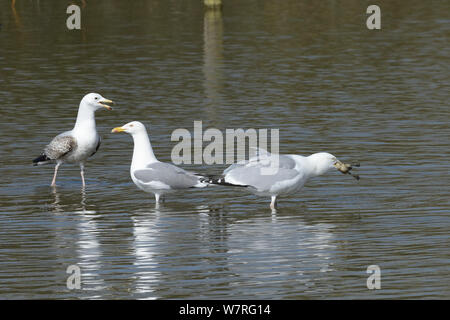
334 160 360 180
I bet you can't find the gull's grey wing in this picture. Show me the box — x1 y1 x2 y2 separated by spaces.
44 133 77 160
224 164 301 192
133 162 201 189
223 154 296 174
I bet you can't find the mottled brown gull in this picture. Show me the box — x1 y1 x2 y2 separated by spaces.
33 93 113 187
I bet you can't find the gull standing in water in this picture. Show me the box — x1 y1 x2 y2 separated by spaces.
111 121 208 204
33 93 114 187
208 148 359 209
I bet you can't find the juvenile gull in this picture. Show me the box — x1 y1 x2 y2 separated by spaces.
111 121 208 203
208 148 359 209
33 93 113 187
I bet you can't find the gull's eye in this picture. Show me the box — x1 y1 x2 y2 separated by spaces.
95 97 98 100
129 124 134 127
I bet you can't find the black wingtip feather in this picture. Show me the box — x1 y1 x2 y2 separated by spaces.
32 154 51 165
201 175 248 187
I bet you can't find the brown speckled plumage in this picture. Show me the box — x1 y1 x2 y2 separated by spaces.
44 134 77 160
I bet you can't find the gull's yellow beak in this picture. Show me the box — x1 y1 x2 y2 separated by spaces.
99 98 114 110
111 126 125 133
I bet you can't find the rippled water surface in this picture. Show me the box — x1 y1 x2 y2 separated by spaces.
0 0 449 299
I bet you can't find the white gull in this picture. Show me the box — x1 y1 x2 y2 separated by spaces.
208 148 359 209
111 121 208 204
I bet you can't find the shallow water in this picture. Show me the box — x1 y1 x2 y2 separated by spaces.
0 0 449 299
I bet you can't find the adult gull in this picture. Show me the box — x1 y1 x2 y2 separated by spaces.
208 148 359 209
111 121 208 203
33 93 113 187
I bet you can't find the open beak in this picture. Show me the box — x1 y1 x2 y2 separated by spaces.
99 98 114 110
111 126 125 133
334 160 360 180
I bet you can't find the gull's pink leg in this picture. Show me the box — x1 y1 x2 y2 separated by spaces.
51 163 61 187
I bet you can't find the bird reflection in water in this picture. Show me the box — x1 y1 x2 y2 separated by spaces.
78 187 97 214
50 186 96 214
50 186 64 213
